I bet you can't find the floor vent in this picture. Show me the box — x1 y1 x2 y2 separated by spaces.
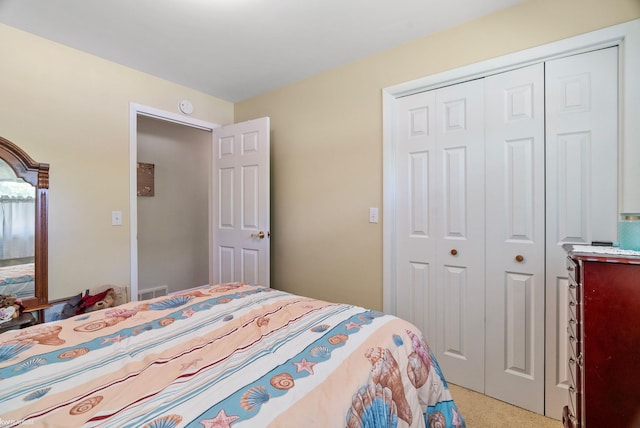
138 285 169 301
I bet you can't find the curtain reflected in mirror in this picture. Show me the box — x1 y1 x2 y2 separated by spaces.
0 136 49 313
0 158 36 300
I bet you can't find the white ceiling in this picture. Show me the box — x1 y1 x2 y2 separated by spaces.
0 0 524 102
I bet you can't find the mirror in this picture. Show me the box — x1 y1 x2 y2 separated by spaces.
0 136 49 312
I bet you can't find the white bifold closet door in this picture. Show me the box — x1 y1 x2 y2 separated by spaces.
392 46 617 416
484 63 545 413
394 79 486 393
544 46 618 418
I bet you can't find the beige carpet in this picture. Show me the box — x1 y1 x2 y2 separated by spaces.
449 384 562 427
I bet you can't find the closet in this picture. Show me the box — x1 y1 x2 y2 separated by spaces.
390 47 617 416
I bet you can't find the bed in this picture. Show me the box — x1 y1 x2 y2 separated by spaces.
0 262 35 299
0 283 464 427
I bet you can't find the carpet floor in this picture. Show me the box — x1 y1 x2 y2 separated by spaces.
449 383 562 427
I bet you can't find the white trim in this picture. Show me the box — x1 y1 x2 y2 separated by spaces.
382 19 640 312
129 103 220 302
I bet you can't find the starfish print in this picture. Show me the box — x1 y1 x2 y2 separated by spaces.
182 308 196 318
200 409 240 428
293 358 316 375
451 407 463 427
102 335 125 344
344 321 362 330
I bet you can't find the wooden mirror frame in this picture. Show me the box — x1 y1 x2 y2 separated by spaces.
0 135 49 311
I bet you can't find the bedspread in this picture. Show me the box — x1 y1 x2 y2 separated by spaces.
0 284 464 427
0 262 34 299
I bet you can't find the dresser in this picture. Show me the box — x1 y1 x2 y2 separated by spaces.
562 245 640 427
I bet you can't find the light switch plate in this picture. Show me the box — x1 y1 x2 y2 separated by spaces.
369 207 379 223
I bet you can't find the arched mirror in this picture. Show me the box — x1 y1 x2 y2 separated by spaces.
0 135 49 312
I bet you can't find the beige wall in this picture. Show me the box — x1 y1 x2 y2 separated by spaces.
0 24 233 301
235 0 640 311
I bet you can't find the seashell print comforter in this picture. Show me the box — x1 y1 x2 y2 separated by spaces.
0 283 465 427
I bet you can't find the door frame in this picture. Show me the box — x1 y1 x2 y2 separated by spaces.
129 103 220 301
382 18 640 314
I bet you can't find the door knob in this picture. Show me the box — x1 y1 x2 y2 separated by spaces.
251 231 265 239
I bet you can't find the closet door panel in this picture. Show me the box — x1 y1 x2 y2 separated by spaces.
485 63 545 413
394 92 438 343
434 79 485 393
545 46 618 419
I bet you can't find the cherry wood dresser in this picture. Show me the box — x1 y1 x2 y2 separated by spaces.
563 245 640 428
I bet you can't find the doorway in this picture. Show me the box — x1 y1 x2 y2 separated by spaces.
129 103 221 302
136 115 211 296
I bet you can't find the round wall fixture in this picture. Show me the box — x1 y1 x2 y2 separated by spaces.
178 100 194 115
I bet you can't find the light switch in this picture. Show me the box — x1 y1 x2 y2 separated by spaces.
112 210 123 226
369 207 379 223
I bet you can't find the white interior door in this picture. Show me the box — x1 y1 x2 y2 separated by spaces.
394 90 438 344
484 63 545 413
212 117 270 287
434 79 486 393
544 47 618 418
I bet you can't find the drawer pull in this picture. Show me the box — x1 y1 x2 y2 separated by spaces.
515 254 524 262
569 283 577 289
450 249 458 256
569 319 576 325
569 357 576 365
569 335 576 343
569 301 576 307
569 386 576 393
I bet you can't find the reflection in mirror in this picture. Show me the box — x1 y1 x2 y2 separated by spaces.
0 136 49 313
0 158 36 300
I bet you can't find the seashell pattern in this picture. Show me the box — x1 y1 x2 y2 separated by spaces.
148 296 193 311
240 386 270 411
406 329 431 369
158 317 175 327
255 317 269 327
309 346 331 359
105 308 138 319
407 352 429 388
24 387 51 401
346 383 398 428
73 317 123 333
142 414 183 428
0 343 33 363
364 347 413 424
59 347 89 359
14 357 47 372
311 324 330 333
211 283 244 292
15 325 65 346
327 334 348 345
69 396 103 415
427 410 446 428
270 373 295 390
392 334 404 346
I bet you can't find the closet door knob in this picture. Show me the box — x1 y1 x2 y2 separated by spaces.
450 249 458 256
515 255 524 262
